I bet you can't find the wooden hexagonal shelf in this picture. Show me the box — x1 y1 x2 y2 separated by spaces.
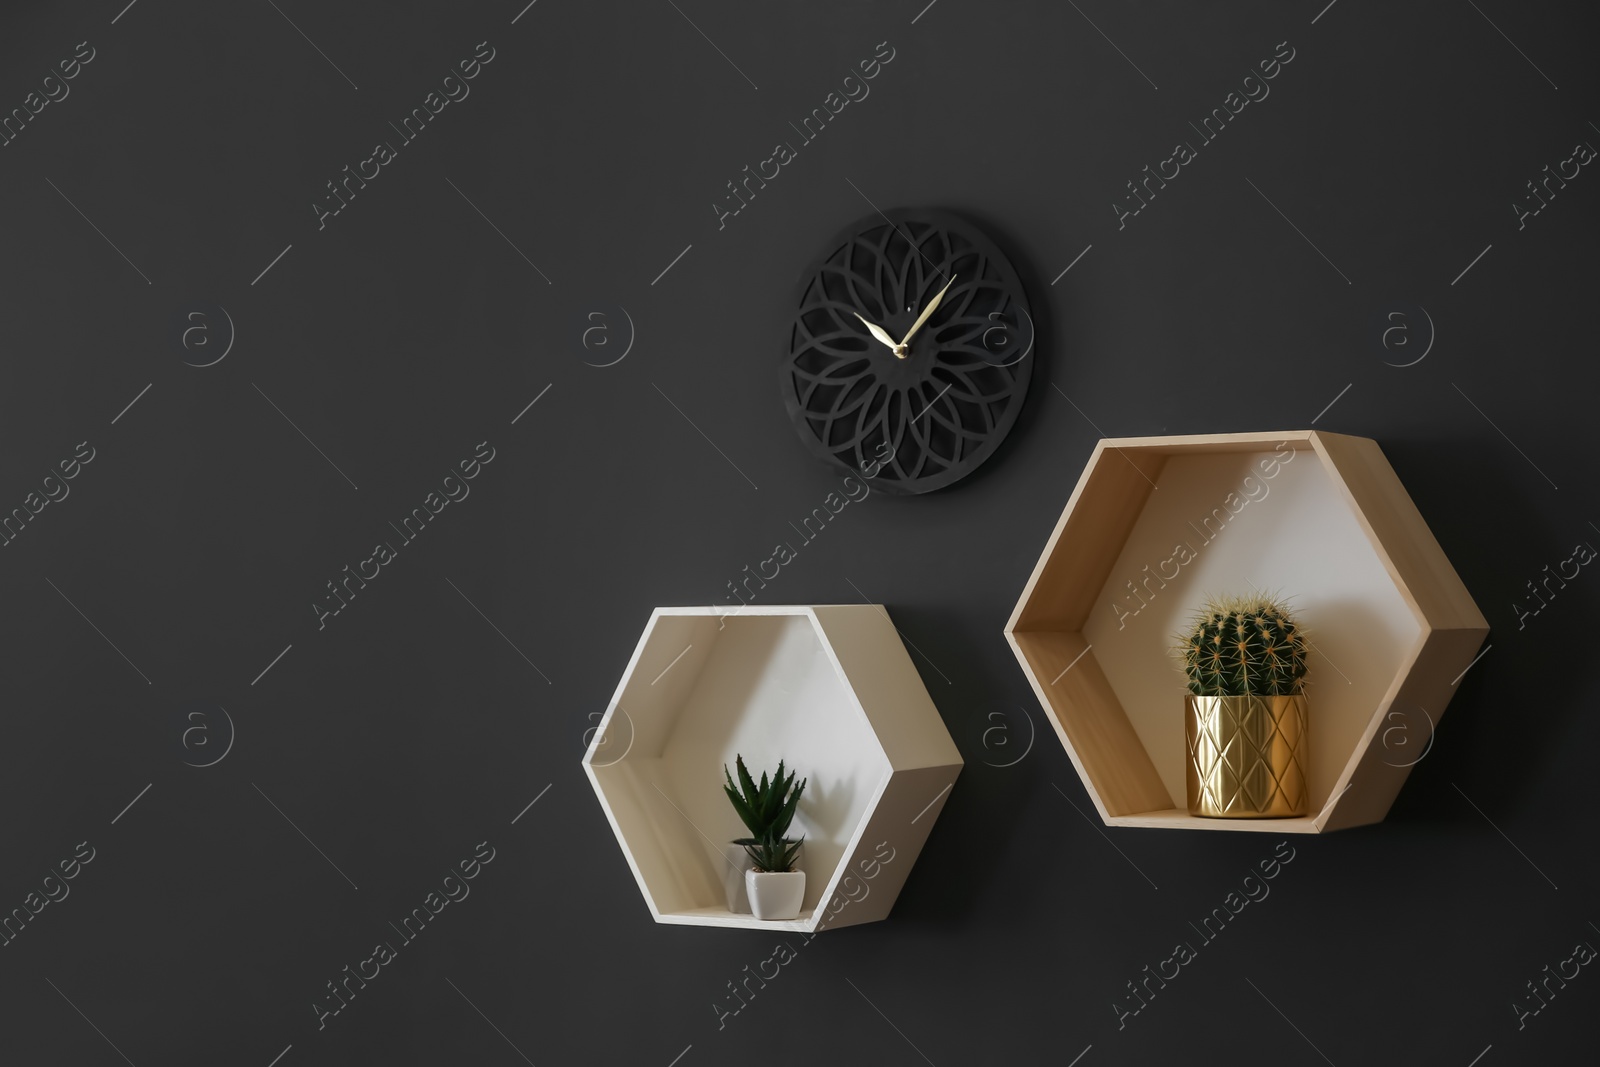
583 605 962 930
1005 430 1488 833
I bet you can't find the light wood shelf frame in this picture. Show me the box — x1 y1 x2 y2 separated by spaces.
583 605 963 929
1004 430 1488 833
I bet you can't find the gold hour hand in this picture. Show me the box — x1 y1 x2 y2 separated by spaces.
853 311 906 357
898 274 958 351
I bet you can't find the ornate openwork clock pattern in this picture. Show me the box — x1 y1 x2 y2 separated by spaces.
781 208 1034 495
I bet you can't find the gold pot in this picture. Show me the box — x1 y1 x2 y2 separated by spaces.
1185 694 1309 818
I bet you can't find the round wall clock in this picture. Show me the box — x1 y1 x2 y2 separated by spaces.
781 208 1035 495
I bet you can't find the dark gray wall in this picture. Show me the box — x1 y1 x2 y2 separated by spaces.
1 1 1595 1064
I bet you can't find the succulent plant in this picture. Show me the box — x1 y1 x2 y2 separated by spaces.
723 755 806 873
739 835 804 876
1179 594 1309 696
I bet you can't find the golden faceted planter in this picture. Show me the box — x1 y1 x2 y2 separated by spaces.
1003 430 1490 834
1186 695 1309 818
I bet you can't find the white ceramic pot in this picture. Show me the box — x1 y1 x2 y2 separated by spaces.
745 869 805 921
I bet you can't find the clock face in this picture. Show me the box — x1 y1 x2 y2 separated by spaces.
781 208 1035 495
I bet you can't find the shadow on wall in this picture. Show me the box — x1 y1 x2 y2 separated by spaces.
1379 432 1570 826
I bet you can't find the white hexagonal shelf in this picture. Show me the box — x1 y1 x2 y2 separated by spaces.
583 605 962 931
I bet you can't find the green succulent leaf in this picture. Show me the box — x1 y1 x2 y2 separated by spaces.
723 754 807 847
738 832 805 873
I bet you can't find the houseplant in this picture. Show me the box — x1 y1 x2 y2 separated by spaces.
724 755 807 920
1178 595 1310 818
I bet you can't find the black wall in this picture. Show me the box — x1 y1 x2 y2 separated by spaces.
1 1 1595 1064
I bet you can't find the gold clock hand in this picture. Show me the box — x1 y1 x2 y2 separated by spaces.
898 274 958 350
853 311 905 355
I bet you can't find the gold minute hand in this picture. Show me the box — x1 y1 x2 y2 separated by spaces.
853 312 903 354
898 274 958 351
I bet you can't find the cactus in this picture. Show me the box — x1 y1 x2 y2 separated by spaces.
1178 594 1309 696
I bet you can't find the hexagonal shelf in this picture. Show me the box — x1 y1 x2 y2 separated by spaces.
1005 430 1488 833
583 605 962 930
